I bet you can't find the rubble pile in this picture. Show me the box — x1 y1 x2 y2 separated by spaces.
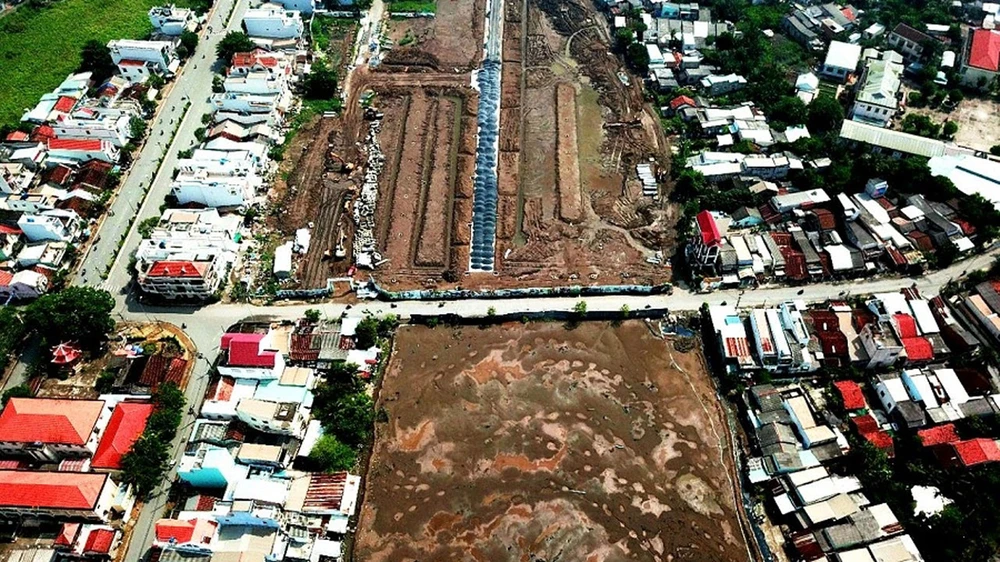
353 121 384 268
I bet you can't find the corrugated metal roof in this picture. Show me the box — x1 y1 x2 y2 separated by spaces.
840 120 947 158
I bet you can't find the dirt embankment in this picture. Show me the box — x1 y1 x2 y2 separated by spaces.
354 322 751 562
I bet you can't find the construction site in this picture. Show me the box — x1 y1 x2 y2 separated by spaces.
354 321 755 561
271 0 676 292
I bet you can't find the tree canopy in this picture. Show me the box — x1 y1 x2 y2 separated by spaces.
216 32 255 62
78 40 116 85
303 62 338 100
308 434 356 472
24 286 115 350
807 95 845 134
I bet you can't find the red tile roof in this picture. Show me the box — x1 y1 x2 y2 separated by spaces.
907 230 934 252
53 96 77 113
0 398 104 445
670 95 696 110
30 125 56 143
209 376 236 401
221 333 276 368
117 59 147 67
5 131 29 141
0 470 108 509
811 208 837 231
146 260 208 278
918 423 960 447
55 523 80 546
59 458 89 472
84 529 115 554
48 138 104 152
953 438 1000 466
864 430 895 458
696 210 721 245
894 313 918 338
155 518 217 544
0 271 13 287
834 381 866 410
902 336 934 362
968 29 1000 71
0 224 21 235
852 414 880 434
232 49 278 68
0 459 27 469
91 402 155 469
818 331 849 359
44 164 74 186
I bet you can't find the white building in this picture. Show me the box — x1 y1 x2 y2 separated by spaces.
137 257 231 299
0 270 48 300
269 0 314 14
210 92 284 114
851 55 904 127
17 209 81 242
242 7 304 39
149 5 196 36
51 107 135 148
170 172 262 208
820 41 862 82
107 40 179 82
700 73 747 96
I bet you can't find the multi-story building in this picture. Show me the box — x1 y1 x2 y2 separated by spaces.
820 41 862 82
886 23 935 62
137 257 230 299
47 138 120 164
170 171 262 208
218 332 285 378
210 92 284 114
242 7 304 39
149 5 196 36
17 209 82 242
107 39 179 83
960 28 1000 89
51 107 135 148
851 53 904 127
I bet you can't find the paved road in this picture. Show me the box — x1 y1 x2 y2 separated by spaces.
110 1 251 560
73 0 250 291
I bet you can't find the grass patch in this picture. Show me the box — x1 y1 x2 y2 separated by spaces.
387 0 436 14
0 0 198 126
311 15 355 53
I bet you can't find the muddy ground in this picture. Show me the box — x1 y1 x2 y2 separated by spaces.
354 322 751 562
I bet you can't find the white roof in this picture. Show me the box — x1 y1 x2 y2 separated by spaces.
928 154 1000 211
907 299 939 334
273 241 293 275
825 41 863 70
731 235 752 263
905 372 939 409
788 466 829 486
646 43 664 63
868 503 899 529
231 477 288 505
297 419 324 457
933 368 970 404
899 205 924 220
879 376 910 403
614 15 627 27
774 493 796 515
796 475 862 505
911 485 952 517
954 236 975 252
941 50 956 67
868 535 922 562
839 548 877 562
796 72 819 92
841 120 953 158
826 245 854 271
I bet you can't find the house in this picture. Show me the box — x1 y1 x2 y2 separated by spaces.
851 54 904 127
796 72 820 105
219 332 284 378
961 28 1000 89
0 270 49 300
178 444 247 489
107 40 179 83
236 399 304 436
771 189 832 214
169 171 261 207
138 258 229 300
154 517 218 551
210 92 284 114
707 305 757 371
47 138 120 164
688 210 725 271
731 206 764 228
16 241 68 270
820 41 862 82
0 398 105 461
284 472 361 533
887 23 936 61
17 209 81 242
834 381 866 410
242 7 304 39
149 5 196 36
91 402 154 470
935 438 1000 467
269 0 315 14
700 73 747 96
0 471 128 523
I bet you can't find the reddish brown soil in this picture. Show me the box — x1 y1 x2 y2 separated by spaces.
354 322 752 562
382 0 486 71
556 82 582 223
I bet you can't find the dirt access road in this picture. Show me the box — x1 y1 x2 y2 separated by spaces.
354 321 753 562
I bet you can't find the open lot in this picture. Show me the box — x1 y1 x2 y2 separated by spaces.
0 0 197 126
902 92 1000 153
348 0 673 291
354 321 751 562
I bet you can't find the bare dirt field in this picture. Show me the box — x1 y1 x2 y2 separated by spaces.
382 0 486 72
900 87 1000 152
354 321 752 562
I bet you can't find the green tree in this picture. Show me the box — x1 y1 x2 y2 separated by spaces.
324 392 374 447
129 117 147 141
625 42 650 74
807 95 845 134
120 433 169 495
24 287 115 350
303 61 338 100
1 384 31 406
180 30 199 56
216 31 256 62
376 315 399 339
78 40 115 84
770 96 808 129
355 317 379 349
573 301 588 315
309 434 356 472
96 370 116 394
153 382 186 413
305 309 321 322
942 120 958 139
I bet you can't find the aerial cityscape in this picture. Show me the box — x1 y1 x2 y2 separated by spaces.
1 0 1000 560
